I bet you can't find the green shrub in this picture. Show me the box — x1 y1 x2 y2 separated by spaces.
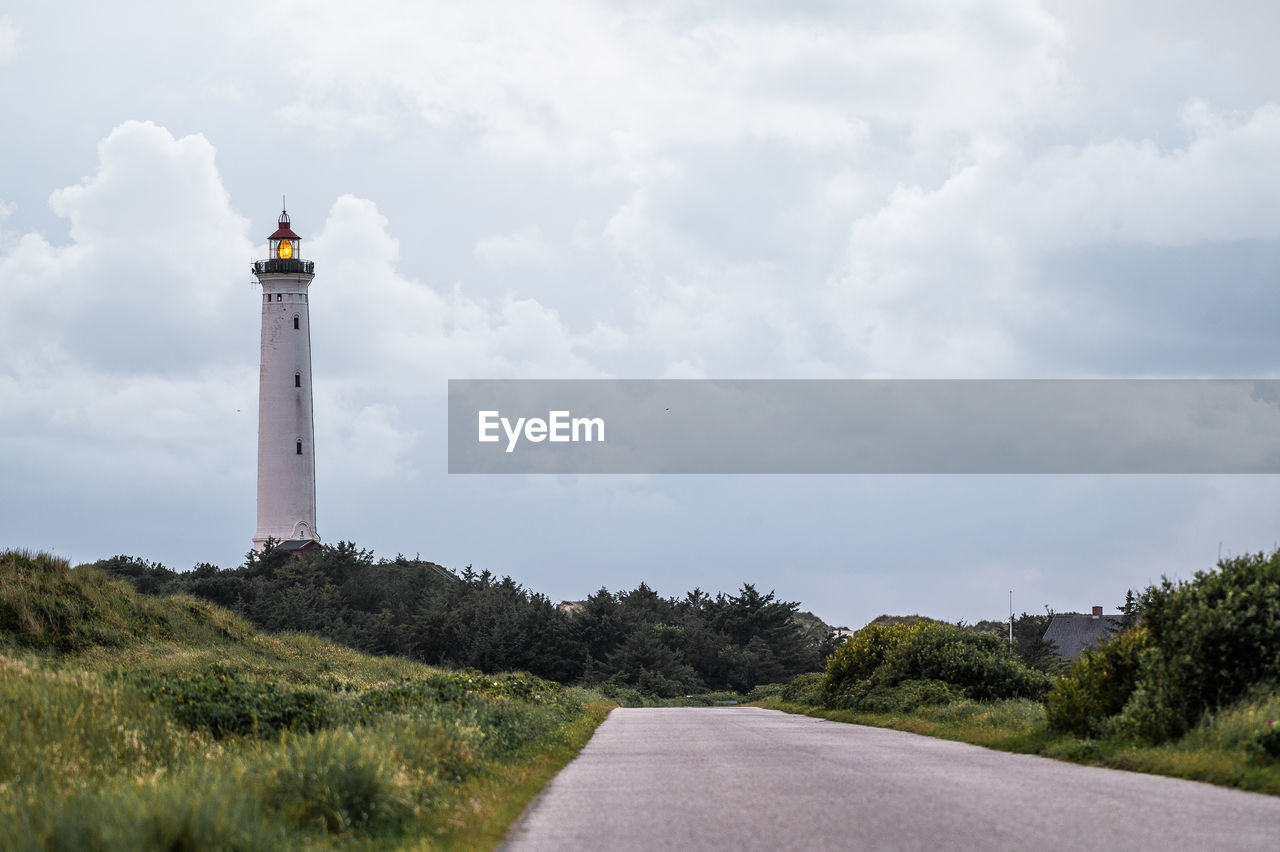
821 621 1048 709
139 664 329 739
1129 551 1280 741
876 623 1051 701
1042 550 1280 744
260 731 413 836
16 770 283 852
846 679 965 713
1246 720 1280 764
1044 678 1097 737
597 683 646 707
823 622 922 694
1045 627 1150 737
1113 677 1189 743
745 682 785 702
781 671 825 705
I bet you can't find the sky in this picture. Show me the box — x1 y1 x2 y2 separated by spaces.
4 0 1280 630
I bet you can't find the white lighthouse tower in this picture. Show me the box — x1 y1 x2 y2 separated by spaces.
251 206 319 550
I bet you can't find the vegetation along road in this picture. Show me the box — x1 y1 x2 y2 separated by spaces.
503 707 1280 851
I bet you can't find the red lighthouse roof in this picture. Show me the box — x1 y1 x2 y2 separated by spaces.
269 208 300 240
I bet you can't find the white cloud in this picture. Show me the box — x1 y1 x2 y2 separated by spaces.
0 121 255 376
824 99 1280 376
473 226 552 267
1017 101 1280 246
260 0 1068 174
309 195 606 391
0 18 18 64
228 2 1073 381
0 121 260 542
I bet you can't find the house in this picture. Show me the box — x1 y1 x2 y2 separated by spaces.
1043 605 1124 659
557 600 585 614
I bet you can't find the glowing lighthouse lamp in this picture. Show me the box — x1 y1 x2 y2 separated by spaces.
251 204 320 552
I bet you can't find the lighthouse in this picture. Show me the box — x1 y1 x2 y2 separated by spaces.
251 206 319 550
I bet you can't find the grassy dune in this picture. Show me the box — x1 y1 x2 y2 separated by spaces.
0 549 609 850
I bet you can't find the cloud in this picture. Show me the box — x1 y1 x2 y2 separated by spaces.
473 226 552 267
261 0 1068 173
825 100 1280 376
231 3 1074 381
296 194 618 496
0 121 261 562
308 194 607 390
0 120 255 377
0 18 17 64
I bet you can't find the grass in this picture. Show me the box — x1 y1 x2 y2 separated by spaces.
0 549 611 850
757 689 1280 796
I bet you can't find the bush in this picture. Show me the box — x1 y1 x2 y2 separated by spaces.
1129 551 1280 741
1043 551 1280 743
781 671 825 705
823 622 922 695
1246 720 1280 764
596 683 646 707
876 623 1051 701
20 769 283 852
139 664 329 739
821 621 1049 709
1045 627 1150 737
842 679 966 713
260 731 413 836
745 682 785 702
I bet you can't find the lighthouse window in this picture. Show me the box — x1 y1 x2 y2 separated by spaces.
296 440 303 455
276 294 282 302
293 316 300 329
295 373 301 387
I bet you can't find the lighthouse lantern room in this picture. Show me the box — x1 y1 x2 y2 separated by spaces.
269 209 300 260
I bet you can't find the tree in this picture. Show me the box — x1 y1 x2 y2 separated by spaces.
1118 589 1140 631
1011 611 1062 673
605 625 703 697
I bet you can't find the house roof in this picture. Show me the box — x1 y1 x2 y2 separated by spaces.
277 539 319 553
1043 614 1124 658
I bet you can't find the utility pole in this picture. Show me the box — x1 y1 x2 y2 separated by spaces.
1008 590 1013 649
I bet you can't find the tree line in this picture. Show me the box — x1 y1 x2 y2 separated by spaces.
90 541 839 697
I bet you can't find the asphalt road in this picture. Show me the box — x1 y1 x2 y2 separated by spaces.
501 707 1280 851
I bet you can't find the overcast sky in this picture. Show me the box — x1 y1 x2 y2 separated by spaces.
4 1 1280 629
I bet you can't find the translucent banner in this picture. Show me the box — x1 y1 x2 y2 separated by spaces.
447 379 1280 473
